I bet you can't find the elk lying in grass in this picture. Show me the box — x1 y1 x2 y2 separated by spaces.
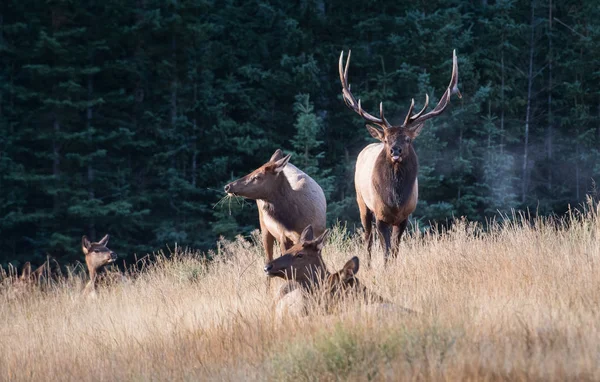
224 149 327 264
264 225 387 318
18 262 47 284
0 262 48 299
81 234 118 297
339 50 461 264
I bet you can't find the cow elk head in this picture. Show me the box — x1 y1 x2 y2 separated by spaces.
224 149 291 200
264 225 329 286
82 234 117 281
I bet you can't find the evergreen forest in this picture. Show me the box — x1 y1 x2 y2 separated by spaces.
1 0 599 267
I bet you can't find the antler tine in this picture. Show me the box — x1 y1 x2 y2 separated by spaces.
338 50 390 128
403 98 415 126
450 49 461 99
404 50 460 130
344 50 351 83
379 102 391 129
410 94 430 121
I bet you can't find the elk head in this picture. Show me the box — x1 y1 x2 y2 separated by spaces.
18 262 47 284
338 50 461 164
82 234 117 278
224 149 291 199
264 225 329 286
325 256 360 297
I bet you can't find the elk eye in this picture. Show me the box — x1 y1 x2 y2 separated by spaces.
93 249 100 253
405 137 411 143
296 253 304 258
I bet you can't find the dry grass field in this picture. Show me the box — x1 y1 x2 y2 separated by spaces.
1 202 600 381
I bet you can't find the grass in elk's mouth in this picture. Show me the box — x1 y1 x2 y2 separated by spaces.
1 199 600 381
212 193 249 215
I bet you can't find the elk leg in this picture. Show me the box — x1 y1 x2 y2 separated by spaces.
357 193 374 266
261 230 275 294
376 220 392 265
278 237 293 256
261 230 275 263
391 219 408 258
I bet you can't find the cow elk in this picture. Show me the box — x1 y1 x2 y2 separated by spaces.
264 225 386 317
339 50 461 264
224 149 327 264
81 234 118 297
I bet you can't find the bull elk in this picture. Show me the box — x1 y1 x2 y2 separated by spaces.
339 50 461 264
224 149 327 264
81 234 118 297
264 225 386 317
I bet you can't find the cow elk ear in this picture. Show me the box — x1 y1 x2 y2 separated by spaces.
300 225 314 244
273 154 291 174
341 256 359 281
314 229 329 251
97 234 110 247
20 262 32 280
33 263 46 278
366 124 385 142
82 236 91 255
269 149 284 162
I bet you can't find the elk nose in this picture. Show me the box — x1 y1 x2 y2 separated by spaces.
224 184 231 193
110 252 118 261
264 264 273 273
390 147 401 156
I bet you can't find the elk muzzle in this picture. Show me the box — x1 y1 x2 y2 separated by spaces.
390 146 402 163
264 254 293 278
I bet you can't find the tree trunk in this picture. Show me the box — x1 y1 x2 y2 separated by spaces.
500 40 505 156
53 118 61 213
171 34 177 128
522 0 536 204
546 0 553 192
192 82 198 187
87 74 96 239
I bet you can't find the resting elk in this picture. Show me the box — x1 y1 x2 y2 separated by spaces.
264 225 387 318
224 149 327 264
338 50 461 264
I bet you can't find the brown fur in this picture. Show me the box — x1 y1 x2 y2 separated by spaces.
81 234 118 297
340 50 459 265
224 149 327 264
265 226 387 317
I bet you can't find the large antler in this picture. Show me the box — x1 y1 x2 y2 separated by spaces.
403 50 461 130
339 50 393 130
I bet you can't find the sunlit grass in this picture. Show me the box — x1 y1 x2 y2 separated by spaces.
1 199 599 381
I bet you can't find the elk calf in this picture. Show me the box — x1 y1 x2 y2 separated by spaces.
224 149 327 264
81 234 117 297
339 50 460 264
264 225 386 317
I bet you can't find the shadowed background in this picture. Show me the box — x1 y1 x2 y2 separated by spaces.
1 0 599 267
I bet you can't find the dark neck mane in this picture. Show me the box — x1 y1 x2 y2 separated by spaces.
372 146 418 207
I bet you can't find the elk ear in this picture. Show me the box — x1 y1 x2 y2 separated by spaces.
406 123 424 139
20 262 32 280
82 236 91 255
97 234 110 247
269 149 284 162
341 256 359 281
366 124 385 141
33 263 46 278
273 154 291 174
300 225 314 243
313 229 329 251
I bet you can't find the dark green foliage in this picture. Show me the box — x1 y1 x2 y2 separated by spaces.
1 0 599 268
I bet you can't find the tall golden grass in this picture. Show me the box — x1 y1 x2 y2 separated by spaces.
1 201 600 381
